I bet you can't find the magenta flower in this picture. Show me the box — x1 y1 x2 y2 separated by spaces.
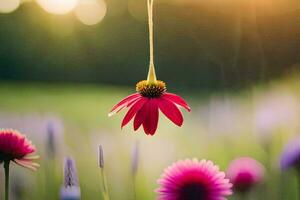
0 129 39 200
156 159 232 200
227 157 264 193
109 81 190 135
0 129 39 170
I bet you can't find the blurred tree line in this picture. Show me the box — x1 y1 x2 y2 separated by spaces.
0 0 299 91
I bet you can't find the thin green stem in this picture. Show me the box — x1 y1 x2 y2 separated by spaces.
4 161 10 200
146 0 157 84
297 173 300 200
100 168 110 200
148 0 154 66
132 175 137 200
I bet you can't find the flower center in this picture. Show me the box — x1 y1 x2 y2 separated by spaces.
233 172 255 192
179 182 207 200
136 80 166 98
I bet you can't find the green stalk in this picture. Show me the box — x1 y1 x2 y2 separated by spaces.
101 168 110 200
146 0 157 84
4 161 10 200
297 172 300 200
132 175 137 200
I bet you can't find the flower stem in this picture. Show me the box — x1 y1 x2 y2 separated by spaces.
4 161 10 200
100 168 110 200
147 0 157 84
297 172 300 200
132 175 137 200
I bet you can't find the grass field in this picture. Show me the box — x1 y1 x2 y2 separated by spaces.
0 80 299 199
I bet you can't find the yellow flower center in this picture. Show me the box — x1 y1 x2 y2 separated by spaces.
136 80 166 98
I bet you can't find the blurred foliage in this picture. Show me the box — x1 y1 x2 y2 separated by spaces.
0 76 300 199
0 0 299 90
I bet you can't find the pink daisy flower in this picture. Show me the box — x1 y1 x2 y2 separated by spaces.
156 159 232 200
109 80 190 135
0 129 39 170
226 157 264 193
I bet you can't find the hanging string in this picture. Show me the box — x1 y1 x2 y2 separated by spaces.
148 0 153 66
146 0 157 84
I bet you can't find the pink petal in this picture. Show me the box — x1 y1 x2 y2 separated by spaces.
162 92 191 112
14 159 39 171
134 103 148 131
158 98 183 126
121 98 148 128
109 93 141 116
142 99 159 135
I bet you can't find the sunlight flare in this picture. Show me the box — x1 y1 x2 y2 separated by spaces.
0 0 20 13
75 0 107 26
36 0 78 15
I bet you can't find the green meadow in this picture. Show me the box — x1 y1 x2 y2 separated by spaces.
0 78 299 199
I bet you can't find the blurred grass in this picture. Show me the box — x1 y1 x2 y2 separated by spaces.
0 80 299 199
0 81 130 129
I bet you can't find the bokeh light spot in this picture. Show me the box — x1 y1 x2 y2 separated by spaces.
36 0 78 15
0 0 20 14
75 0 107 26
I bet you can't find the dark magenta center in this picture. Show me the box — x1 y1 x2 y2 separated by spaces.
179 182 207 200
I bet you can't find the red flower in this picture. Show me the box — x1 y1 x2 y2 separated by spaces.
109 80 190 135
0 129 39 170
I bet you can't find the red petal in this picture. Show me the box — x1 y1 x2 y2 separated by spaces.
109 93 141 116
121 98 147 128
134 104 147 131
158 98 183 126
162 93 191 112
142 99 159 135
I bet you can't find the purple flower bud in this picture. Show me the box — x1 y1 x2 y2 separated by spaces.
46 121 56 159
64 157 79 187
60 186 81 200
98 145 104 168
61 157 80 200
280 137 300 172
131 141 139 176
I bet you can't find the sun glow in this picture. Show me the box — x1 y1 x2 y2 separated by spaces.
36 0 78 15
0 0 20 13
75 0 107 26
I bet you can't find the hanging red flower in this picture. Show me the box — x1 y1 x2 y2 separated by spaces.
109 80 190 135
109 0 191 135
